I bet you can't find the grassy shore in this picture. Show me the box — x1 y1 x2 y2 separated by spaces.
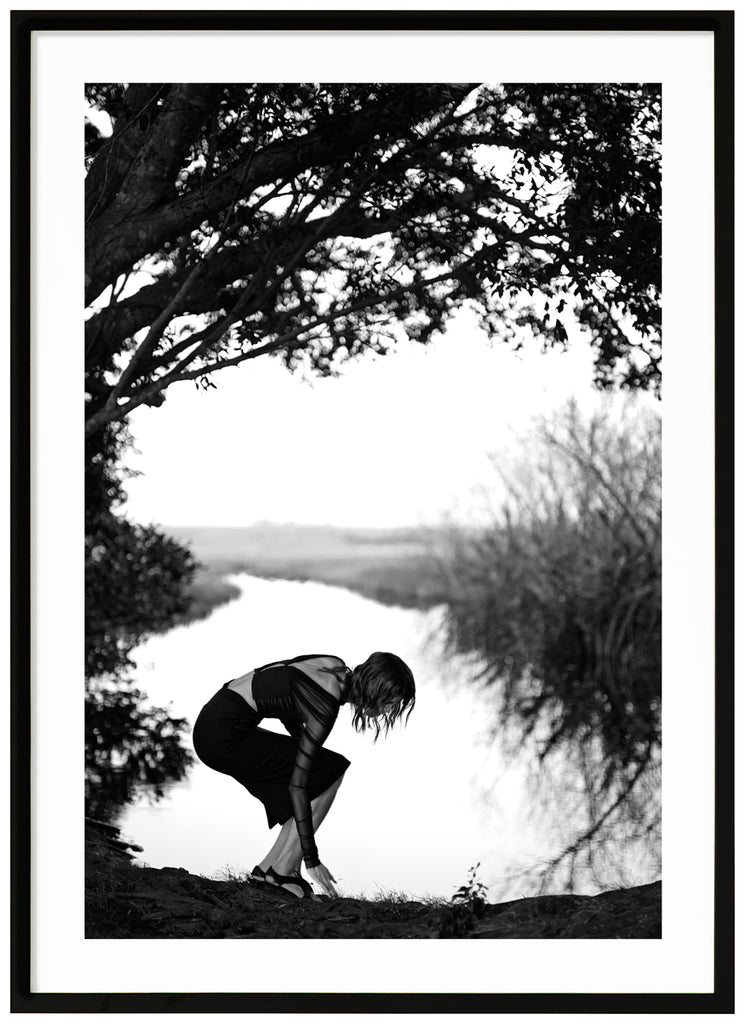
173 523 451 624
86 821 661 940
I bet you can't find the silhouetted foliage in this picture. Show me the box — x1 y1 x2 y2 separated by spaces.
85 421 197 678
439 399 661 889
85 421 197 817
85 684 193 820
439 863 489 937
85 83 660 438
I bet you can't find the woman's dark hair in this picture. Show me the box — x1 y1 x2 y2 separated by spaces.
348 652 416 740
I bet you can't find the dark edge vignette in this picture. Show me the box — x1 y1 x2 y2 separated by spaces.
11 7 734 1014
2 8 739 32
712 8 736 1016
10 10 33 1015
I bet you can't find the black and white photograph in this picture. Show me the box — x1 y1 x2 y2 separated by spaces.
16 12 732 1011
83 79 662 939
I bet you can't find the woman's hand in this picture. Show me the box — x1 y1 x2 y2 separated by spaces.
307 862 339 897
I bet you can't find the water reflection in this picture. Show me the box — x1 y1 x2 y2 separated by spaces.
115 575 659 900
85 682 193 820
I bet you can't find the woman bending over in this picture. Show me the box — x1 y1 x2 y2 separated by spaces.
193 651 415 898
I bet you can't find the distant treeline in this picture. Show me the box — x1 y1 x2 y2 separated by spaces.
170 522 451 620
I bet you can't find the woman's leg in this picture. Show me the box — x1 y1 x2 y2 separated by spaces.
257 773 345 877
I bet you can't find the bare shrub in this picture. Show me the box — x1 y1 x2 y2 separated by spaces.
438 397 661 891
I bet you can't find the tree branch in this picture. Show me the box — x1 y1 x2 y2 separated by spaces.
85 85 474 302
84 258 467 436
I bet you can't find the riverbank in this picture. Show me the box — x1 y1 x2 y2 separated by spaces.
171 523 450 625
86 820 661 940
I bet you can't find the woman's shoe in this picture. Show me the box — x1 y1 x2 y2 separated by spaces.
265 866 315 899
248 865 268 883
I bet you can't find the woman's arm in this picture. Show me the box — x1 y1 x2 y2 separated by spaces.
288 676 340 867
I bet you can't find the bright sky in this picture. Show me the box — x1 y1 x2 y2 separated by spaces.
121 306 617 529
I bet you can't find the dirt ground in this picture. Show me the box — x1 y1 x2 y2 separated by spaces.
85 822 661 940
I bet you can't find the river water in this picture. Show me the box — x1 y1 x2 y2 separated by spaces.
115 574 657 901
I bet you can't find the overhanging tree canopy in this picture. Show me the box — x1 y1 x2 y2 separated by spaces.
85 83 660 437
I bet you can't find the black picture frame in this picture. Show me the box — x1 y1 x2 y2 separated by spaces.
11 8 734 1014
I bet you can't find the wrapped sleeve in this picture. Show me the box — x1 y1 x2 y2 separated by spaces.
287 675 341 868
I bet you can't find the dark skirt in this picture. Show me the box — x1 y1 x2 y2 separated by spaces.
192 684 350 828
